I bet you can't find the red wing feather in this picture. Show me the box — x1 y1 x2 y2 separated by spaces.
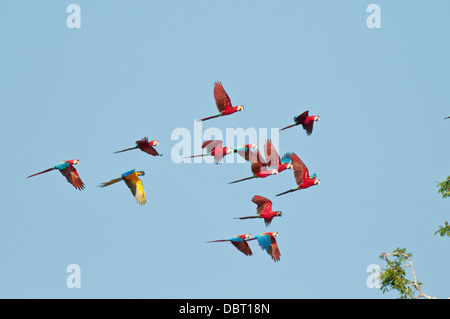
213 81 232 112
202 140 222 153
59 165 85 190
302 121 314 135
252 195 272 216
290 153 309 186
264 139 280 168
231 240 253 256
294 111 309 124
135 137 159 156
268 237 281 262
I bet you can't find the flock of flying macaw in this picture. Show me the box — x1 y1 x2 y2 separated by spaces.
25 81 321 263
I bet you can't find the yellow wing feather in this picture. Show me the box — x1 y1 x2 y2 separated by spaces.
124 173 147 205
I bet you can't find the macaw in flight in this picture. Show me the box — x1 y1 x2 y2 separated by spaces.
26 159 85 190
276 153 320 196
228 161 278 184
184 140 235 164
206 233 253 256
248 232 281 262
197 81 244 121
99 169 147 205
114 137 162 156
280 110 320 135
235 195 282 226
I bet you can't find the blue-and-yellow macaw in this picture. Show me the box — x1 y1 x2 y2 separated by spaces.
99 169 147 205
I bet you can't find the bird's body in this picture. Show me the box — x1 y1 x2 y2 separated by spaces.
248 232 280 262
197 81 244 121
235 195 282 226
264 139 293 173
206 233 252 256
229 162 278 184
114 137 162 156
185 140 234 164
280 110 320 135
26 159 85 190
276 153 319 196
99 169 147 205
234 143 258 162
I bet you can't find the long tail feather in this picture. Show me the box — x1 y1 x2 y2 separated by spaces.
98 177 122 188
234 216 259 220
113 146 138 153
206 239 227 243
228 176 256 184
26 167 56 179
279 123 296 131
197 114 222 122
276 189 295 196
183 154 206 159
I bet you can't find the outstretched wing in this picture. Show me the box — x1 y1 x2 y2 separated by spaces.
264 139 280 168
302 121 314 136
202 140 223 153
267 236 281 262
213 81 232 112
252 195 272 216
290 153 309 186
59 165 85 190
231 240 253 256
123 174 146 205
136 137 160 156
294 110 309 124
256 234 280 262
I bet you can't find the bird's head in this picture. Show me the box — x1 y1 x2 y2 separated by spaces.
286 163 293 169
226 148 234 155
315 116 320 121
271 232 278 237
137 171 145 176
314 179 320 185
243 233 251 240
275 211 282 217
151 140 159 146
70 159 80 165
271 169 278 175
237 105 244 112
249 143 257 150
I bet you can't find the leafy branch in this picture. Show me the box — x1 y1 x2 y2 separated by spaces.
378 248 435 299
435 221 450 238
437 176 450 199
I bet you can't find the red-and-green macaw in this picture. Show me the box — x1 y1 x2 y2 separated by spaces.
235 195 282 226
228 161 278 184
248 232 280 262
185 140 235 164
280 110 320 135
114 137 162 156
26 159 85 190
206 233 253 256
276 153 320 196
197 81 244 121
99 169 147 205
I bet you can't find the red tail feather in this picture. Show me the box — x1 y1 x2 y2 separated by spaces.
26 167 56 179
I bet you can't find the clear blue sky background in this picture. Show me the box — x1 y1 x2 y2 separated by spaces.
0 1 449 299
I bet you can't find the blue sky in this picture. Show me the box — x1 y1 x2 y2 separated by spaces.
0 1 449 299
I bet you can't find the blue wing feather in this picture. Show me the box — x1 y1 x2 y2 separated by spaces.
256 234 271 251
